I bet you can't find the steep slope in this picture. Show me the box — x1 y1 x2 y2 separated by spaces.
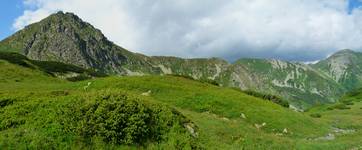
314 49 362 91
0 11 161 74
221 59 345 107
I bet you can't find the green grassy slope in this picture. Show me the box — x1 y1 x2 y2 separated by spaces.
305 89 362 149
231 58 345 108
0 57 361 149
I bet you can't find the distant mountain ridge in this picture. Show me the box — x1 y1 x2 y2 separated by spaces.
1 11 361 108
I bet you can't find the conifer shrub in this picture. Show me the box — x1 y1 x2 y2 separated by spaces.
59 91 197 146
310 113 322 118
242 90 290 107
327 103 351 110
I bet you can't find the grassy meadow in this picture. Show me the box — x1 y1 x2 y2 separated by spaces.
0 59 362 149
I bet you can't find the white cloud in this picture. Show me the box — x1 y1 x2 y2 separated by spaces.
12 0 362 61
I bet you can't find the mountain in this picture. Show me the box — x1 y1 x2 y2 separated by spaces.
2 11 362 108
0 11 162 75
313 49 362 91
224 59 345 107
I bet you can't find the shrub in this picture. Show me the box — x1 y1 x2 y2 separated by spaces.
0 52 107 78
169 74 195 80
0 98 14 108
346 90 361 97
49 90 69 96
168 74 220 86
200 79 220 86
242 90 289 108
310 113 322 118
0 52 33 68
341 100 354 105
59 91 196 145
66 74 92 82
327 103 351 110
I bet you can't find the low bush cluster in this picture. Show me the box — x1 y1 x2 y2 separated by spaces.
66 74 92 82
0 52 107 79
242 90 290 108
0 52 33 68
169 74 195 80
327 103 351 110
169 74 220 86
310 113 322 118
0 98 14 108
341 100 354 105
59 91 196 146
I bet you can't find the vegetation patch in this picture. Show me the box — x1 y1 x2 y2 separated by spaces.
0 98 14 108
168 74 220 86
49 90 70 96
0 52 107 79
327 103 351 110
242 90 290 108
310 113 322 118
59 91 198 147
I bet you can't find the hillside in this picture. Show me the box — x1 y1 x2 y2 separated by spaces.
227 59 346 107
313 49 362 91
2 55 362 149
1 11 362 108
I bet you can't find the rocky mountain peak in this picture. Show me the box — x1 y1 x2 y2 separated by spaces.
327 49 356 60
0 11 125 72
313 49 362 90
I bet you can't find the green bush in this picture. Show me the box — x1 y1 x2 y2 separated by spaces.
0 52 33 68
32 60 107 77
168 74 220 86
0 51 107 78
310 113 322 118
169 74 195 80
200 79 220 86
49 90 69 96
66 74 92 82
0 98 13 108
327 103 351 110
59 91 196 146
341 100 354 105
242 90 290 108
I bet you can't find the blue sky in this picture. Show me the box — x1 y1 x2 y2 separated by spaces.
0 0 24 40
349 0 362 13
2 0 362 41
2 0 362 62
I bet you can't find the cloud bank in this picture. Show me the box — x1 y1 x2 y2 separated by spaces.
13 0 362 62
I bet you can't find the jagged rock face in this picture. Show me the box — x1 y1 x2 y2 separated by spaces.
2 11 362 108
0 11 160 74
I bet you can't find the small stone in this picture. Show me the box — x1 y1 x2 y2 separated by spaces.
255 124 262 129
240 113 247 119
283 128 288 134
141 90 152 96
222 117 230 121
